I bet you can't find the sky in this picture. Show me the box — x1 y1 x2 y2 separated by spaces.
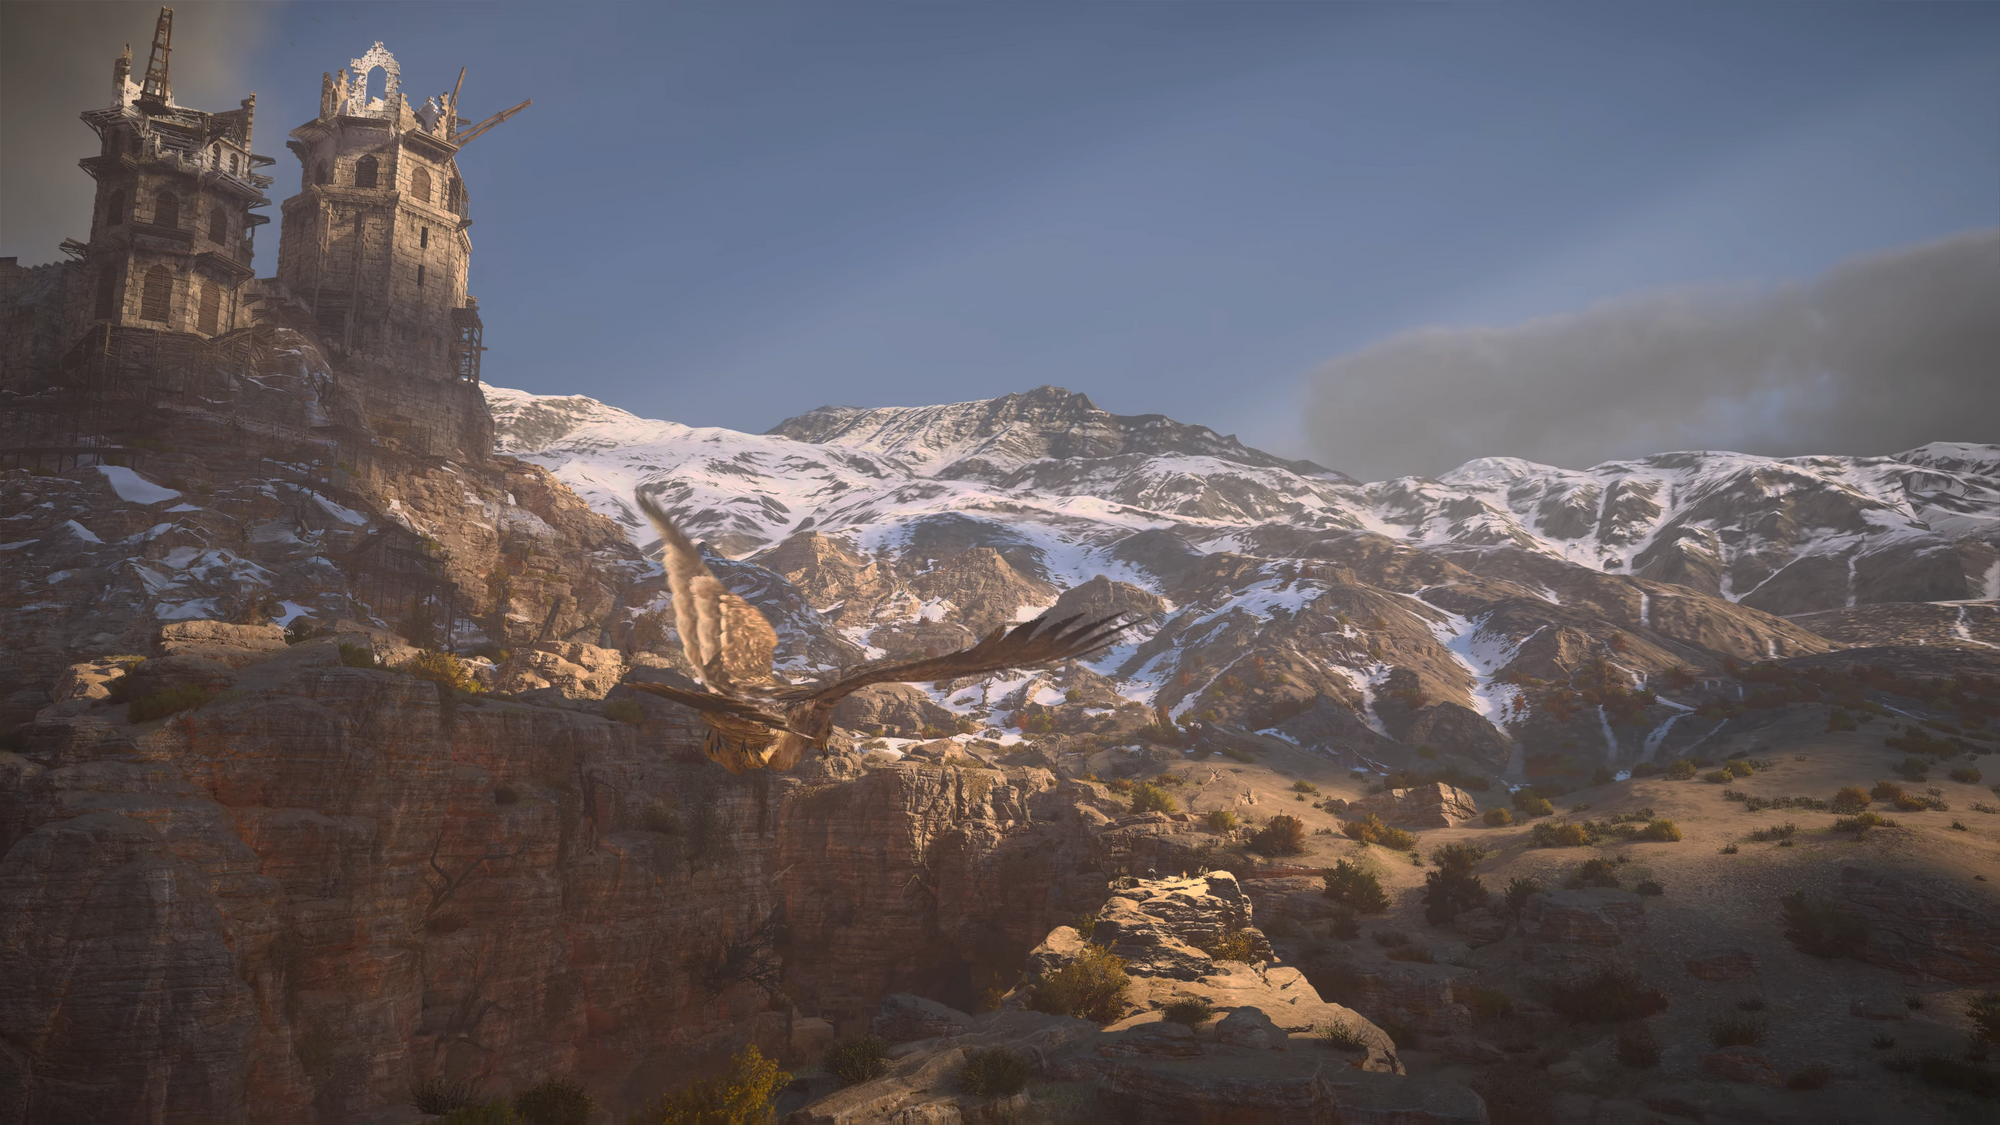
4 1 1996 478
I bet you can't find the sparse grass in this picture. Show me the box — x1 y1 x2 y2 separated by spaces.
1202 929 1257 963
1709 1014 1768 1047
411 1074 483 1114
128 684 211 722
1615 1023 1661 1069
957 1048 1029 1097
1720 843 1740 854
1320 1022 1370 1052
1529 820 1594 847
1341 813 1418 851
1787 1063 1832 1090
1781 891 1867 960
823 1036 891 1087
1161 996 1215 1027
1833 811 1898 835
1564 858 1621 889
513 1077 595 1125
1747 822 1797 843
1872 1034 1898 1050
1738 998 1767 1012
1549 965 1668 1024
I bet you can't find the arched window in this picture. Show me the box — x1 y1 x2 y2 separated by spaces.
410 165 432 203
354 154 379 188
140 265 172 322
209 206 229 243
229 153 240 175
95 268 119 320
209 144 221 167
154 190 179 229
106 189 126 228
197 280 222 335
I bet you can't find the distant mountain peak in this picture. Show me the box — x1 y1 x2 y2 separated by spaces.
767 385 1342 482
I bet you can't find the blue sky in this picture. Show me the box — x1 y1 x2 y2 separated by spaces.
7 2 1997 468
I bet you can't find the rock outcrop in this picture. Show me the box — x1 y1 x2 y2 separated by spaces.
1838 866 2000 985
1343 783 1481 828
787 873 1490 1125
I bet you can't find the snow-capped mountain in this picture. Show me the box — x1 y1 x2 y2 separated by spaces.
485 383 2000 776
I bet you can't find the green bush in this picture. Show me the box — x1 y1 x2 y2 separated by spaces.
1665 759 1697 780
1250 814 1308 856
1831 786 1870 813
1204 809 1239 832
1322 860 1390 913
1615 1023 1661 1068
338 642 375 668
1202 929 1258 963
128 684 211 722
1548 965 1668 1023
1951 767 1984 784
1293 779 1319 794
604 698 645 724
634 1044 790 1124
1031 946 1131 1024
1780 891 1867 959
1895 757 1930 782
823 1036 890 1087
514 1078 594 1125
1162 996 1216 1027
1422 843 1488 925
957 1048 1029 1097
1502 876 1545 915
1471 987 1513 1020
1638 818 1681 842
1129 783 1178 815
1827 707 1858 732
404 650 481 694
1510 788 1555 817
1708 1014 1767 1047
1483 807 1512 827
1634 879 1664 897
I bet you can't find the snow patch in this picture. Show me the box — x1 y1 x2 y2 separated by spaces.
95 465 181 505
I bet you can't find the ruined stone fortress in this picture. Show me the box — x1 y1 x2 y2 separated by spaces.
0 9 506 461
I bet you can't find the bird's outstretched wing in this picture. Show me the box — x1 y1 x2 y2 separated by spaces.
637 489 778 695
787 612 1130 709
625 679 794 727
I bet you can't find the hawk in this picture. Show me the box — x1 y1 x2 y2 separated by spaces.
629 491 1129 772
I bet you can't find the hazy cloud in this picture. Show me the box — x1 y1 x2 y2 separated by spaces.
1 2 271 263
1301 228 2000 480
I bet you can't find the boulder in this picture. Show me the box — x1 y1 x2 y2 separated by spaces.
155 620 288 668
49 657 139 703
872 993 975 1042
1213 1005 1284 1050
1700 1047 1782 1085
1521 888 1646 946
1343 783 1480 828
832 683 960 738
1839 865 2000 984
1685 947 1759 981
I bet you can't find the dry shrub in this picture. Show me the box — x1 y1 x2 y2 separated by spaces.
1322 860 1389 913
822 1036 890 1087
634 1044 789 1125
1129 783 1178 815
1548 965 1668 1023
1341 814 1417 851
1251 813 1308 855
1031 946 1130 1024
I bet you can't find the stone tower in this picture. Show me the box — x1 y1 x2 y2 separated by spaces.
275 43 484 382
76 8 273 337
